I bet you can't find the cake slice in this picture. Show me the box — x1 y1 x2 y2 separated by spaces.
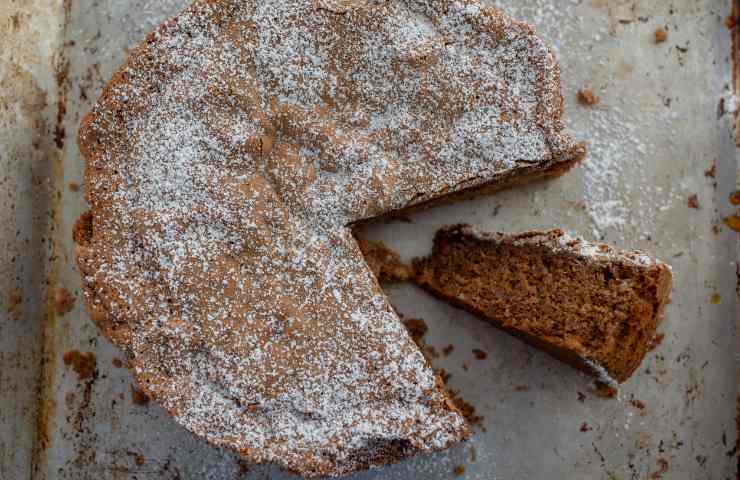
411 225 672 384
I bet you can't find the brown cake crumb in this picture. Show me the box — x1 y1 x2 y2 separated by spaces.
402 318 428 345
724 215 740 232
704 163 716 178
461 363 469 371
453 465 465 476
68 181 80 192
54 287 75 316
514 384 530 392
472 348 488 360
63 350 97 381
579 421 590 432
447 389 483 427
131 384 150 406
355 236 411 283
650 458 669 478
577 89 599 106
442 344 455 356
112 358 126 368
654 28 668 43
687 194 700 209
729 190 740 205
435 368 452 385
648 332 665 351
423 345 439 360
593 382 618 399
401 318 445 366
402 317 443 365
135 454 145 466
630 398 646 410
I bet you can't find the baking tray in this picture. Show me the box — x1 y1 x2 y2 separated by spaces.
1 0 737 478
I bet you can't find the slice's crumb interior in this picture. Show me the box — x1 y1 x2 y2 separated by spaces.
354 234 412 284
412 226 672 383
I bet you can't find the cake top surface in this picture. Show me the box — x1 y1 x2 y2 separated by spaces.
76 0 581 475
442 224 665 269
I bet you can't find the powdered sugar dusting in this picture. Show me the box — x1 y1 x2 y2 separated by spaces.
582 357 620 392
460 224 665 269
76 0 581 476
490 1 688 243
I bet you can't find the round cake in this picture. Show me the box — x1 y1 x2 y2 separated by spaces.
75 0 584 476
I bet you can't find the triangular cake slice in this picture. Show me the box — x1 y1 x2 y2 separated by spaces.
75 0 584 476
412 225 672 385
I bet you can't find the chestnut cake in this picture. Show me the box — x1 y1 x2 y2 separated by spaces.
412 225 672 385
75 0 584 476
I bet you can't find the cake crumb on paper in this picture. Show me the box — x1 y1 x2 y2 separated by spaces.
131 384 150 406
649 458 669 478
723 215 740 232
648 333 665 351
729 190 740 205
63 350 97 381
577 89 599 106
54 287 75 316
687 194 700 209
402 318 428 344
654 28 668 43
593 382 617 399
